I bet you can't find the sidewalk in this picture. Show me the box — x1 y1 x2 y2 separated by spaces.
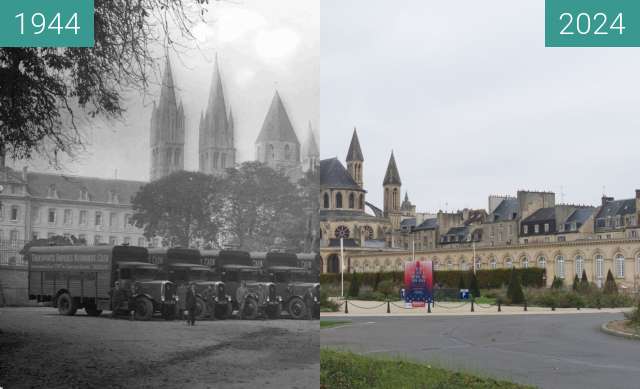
321 299 631 317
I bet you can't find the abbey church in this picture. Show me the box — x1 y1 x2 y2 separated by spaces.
149 56 319 182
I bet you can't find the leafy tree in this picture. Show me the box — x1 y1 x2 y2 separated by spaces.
373 270 382 291
572 274 580 291
469 271 481 298
603 269 618 295
131 171 223 247
1 1 210 164
551 276 564 289
457 274 466 290
348 271 360 298
221 162 306 252
507 269 524 304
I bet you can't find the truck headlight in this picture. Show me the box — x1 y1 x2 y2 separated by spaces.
174 295 179 302
266 297 270 302
161 295 165 302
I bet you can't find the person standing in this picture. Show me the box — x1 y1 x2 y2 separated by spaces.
185 283 197 326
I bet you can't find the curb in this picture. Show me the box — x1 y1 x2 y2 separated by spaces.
600 321 640 340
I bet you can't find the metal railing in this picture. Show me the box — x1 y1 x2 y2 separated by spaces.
0 239 27 266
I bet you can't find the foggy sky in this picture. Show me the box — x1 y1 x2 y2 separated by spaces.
14 0 319 182
321 0 640 214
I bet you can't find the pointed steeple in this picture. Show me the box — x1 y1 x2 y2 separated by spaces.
404 192 409 202
346 127 364 162
303 122 319 157
158 57 177 111
256 91 300 144
383 151 402 186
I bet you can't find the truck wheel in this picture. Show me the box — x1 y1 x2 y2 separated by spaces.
57 293 77 316
288 296 307 320
240 297 259 320
85 305 103 317
266 304 281 319
195 297 208 319
214 302 233 320
134 297 153 321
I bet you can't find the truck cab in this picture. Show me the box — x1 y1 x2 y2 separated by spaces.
148 248 232 319
261 252 320 320
202 250 282 320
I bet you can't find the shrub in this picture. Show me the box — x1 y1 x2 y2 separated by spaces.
348 271 360 298
506 270 524 304
469 271 481 298
320 287 340 312
457 275 466 290
377 280 396 298
603 270 618 295
373 271 382 291
572 274 580 291
624 301 640 326
551 276 564 289
525 287 635 308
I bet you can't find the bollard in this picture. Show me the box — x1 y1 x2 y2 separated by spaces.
387 300 391 314
551 303 555 311
498 301 501 312
427 302 432 313
524 300 527 312
471 299 475 312
344 299 349 314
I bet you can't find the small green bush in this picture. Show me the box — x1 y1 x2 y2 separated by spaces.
506 269 524 304
348 271 360 298
603 270 618 295
469 271 481 298
320 287 340 312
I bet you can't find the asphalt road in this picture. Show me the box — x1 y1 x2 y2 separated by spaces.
0 307 318 389
322 313 640 389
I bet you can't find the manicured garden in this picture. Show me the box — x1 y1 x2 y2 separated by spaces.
321 267 637 311
320 349 534 389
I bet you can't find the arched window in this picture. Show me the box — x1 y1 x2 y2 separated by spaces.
595 255 604 281
269 144 275 160
538 256 546 269
213 152 219 169
505 258 513 269
220 153 226 168
348 193 355 208
447 261 453 270
615 254 625 278
556 255 565 279
323 193 330 209
575 255 584 279
362 225 374 240
359 194 364 209
490 258 497 269
393 188 398 210
460 260 468 271
174 149 181 166
521 256 529 269
335 193 343 208
284 144 291 160
433 261 439 271
166 149 172 164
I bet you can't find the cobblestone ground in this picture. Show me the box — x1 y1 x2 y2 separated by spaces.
0 307 319 389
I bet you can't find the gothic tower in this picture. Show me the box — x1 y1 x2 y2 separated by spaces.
255 91 301 175
199 55 236 176
383 151 402 230
346 127 364 188
302 122 319 173
150 57 185 181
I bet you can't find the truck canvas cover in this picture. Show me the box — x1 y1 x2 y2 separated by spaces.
148 248 200 266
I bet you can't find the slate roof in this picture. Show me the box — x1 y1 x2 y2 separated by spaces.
491 198 519 221
596 199 636 219
400 218 416 228
25 171 145 205
522 207 556 223
566 208 595 224
400 192 414 211
346 128 364 161
256 91 300 144
383 152 401 186
414 218 438 231
443 226 469 238
320 158 361 190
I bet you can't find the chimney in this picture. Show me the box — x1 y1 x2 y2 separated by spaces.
601 195 614 207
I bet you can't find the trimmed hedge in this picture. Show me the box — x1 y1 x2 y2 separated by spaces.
321 268 546 290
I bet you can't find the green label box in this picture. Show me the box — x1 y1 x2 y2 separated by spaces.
546 0 640 47
0 0 94 47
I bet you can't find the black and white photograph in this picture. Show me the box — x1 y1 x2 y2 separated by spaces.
0 1 319 388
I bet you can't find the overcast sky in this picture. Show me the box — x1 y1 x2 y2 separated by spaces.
13 0 319 182
321 0 640 213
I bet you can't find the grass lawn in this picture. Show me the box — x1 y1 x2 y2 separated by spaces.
474 296 497 305
321 349 534 389
321 320 351 329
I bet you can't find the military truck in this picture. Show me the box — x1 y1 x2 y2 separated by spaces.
148 247 232 319
201 249 281 320
260 252 320 320
27 245 177 320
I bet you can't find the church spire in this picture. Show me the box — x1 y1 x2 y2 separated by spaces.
346 127 364 162
383 151 402 186
303 121 319 157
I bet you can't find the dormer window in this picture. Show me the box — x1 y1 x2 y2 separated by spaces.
80 188 89 201
108 190 119 204
47 185 58 198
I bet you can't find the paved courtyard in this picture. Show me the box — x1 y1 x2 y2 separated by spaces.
322 313 640 389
